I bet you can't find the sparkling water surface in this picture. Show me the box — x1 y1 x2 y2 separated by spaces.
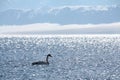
0 35 120 80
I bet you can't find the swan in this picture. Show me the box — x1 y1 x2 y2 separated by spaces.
32 54 52 65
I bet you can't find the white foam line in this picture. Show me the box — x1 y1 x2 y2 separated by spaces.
0 34 120 38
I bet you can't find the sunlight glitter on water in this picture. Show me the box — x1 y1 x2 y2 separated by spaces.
0 35 120 80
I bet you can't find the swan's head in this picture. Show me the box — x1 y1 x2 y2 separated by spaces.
47 54 52 57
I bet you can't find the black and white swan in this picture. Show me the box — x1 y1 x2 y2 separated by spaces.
32 54 52 65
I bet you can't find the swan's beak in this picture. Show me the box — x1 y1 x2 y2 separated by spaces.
50 55 52 57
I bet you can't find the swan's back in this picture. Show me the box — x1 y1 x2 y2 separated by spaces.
32 61 49 65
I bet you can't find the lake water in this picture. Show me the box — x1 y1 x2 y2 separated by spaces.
0 35 120 80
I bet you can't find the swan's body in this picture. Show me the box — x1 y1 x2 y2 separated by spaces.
32 54 52 65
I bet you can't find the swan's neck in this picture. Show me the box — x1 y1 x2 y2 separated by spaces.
46 56 49 63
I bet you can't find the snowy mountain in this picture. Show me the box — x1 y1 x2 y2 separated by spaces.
0 22 120 34
0 6 120 25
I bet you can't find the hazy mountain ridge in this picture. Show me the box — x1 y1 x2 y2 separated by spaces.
0 6 120 25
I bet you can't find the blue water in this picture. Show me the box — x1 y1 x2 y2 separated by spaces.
0 35 120 80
